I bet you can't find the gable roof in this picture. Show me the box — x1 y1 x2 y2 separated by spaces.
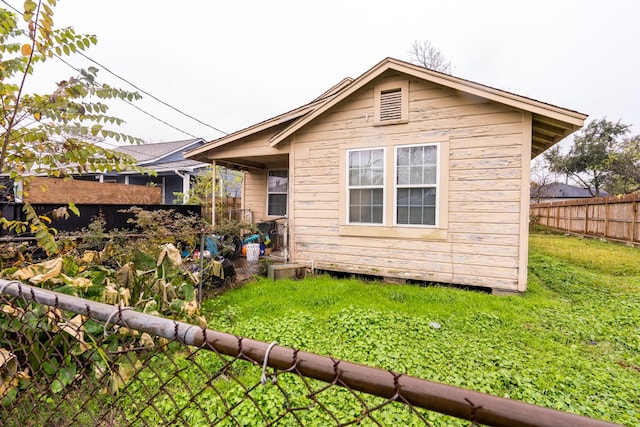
186 57 586 162
186 79 353 158
117 138 206 166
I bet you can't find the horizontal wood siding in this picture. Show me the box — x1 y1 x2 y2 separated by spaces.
290 76 526 291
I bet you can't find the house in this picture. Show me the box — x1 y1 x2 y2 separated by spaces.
531 182 609 203
186 57 587 294
75 139 209 204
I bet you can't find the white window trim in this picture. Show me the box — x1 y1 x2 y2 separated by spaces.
267 168 288 217
346 147 386 226
393 143 440 228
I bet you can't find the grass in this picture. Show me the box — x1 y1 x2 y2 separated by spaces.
201 232 640 425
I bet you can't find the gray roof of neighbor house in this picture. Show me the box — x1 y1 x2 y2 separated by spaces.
115 138 208 170
533 183 609 199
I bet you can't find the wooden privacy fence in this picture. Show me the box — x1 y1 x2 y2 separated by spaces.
530 193 640 245
24 176 162 205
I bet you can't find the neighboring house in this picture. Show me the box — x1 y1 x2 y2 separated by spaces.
531 182 609 203
186 57 587 294
75 138 209 204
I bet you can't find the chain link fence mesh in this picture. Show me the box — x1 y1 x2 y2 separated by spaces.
0 281 620 427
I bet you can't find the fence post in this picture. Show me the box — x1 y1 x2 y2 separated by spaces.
585 202 589 235
198 229 205 304
632 200 638 244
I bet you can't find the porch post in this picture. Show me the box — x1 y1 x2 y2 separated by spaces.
211 161 216 227
182 173 190 203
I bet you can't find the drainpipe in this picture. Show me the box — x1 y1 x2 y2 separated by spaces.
174 170 190 204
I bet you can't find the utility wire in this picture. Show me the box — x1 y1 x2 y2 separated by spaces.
1 0 227 138
54 53 200 140
75 51 227 136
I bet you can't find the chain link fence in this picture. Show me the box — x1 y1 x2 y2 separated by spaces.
0 280 620 427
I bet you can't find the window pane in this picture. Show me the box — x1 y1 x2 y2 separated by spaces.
397 166 409 185
349 189 382 224
410 147 423 165
410 166 422 185
349 169 359 186
397 206 408 224
371 168 384 185
268 170 288 193
423 165 437 184
268 194 287 216
397 148 409 166
395 145 438 226
423 188 436 206
424 145 437 163
409 207 422 224
396 187 437 225
397 188 409 205
372 206 383 223
349 151 361 167
423 207 436 225
360 206 372 223
360 188 372 205
409 188 422 204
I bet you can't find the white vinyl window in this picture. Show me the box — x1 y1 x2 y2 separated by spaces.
267 169 288 216
348 148 384 224
395 144 438 226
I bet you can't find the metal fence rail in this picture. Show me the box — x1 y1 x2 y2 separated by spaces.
0 280 621 427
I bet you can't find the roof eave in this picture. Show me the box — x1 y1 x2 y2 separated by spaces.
269 57 587 147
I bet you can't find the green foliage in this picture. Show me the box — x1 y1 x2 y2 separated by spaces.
194 234 640 425
173 165 242 204
0 1 150 254
544 118 638 196
604 134 640 194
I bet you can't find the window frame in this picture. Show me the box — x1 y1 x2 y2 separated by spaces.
346 147 386 226
393 143 440 228
266 168 288 217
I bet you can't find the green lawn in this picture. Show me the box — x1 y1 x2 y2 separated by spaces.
202 233 640 425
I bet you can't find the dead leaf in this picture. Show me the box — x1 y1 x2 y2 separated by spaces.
101 285 119 305
115 262 135 287
157 243 182 267
20 43 32 56
58 315 91 353
11 257 63 284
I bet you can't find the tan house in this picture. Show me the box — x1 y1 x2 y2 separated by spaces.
186 57 587 294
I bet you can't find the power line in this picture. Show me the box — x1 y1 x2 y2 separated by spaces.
75 51 227 136
1 0 227 139
53 54 200 139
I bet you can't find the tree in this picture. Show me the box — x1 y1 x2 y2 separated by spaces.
530 157 556 203
544 118 631 197
1 1 147 253
408 39 453 74
174 166 242 220
604 135 640 194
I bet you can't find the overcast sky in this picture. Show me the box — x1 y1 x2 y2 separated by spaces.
14 0 640 146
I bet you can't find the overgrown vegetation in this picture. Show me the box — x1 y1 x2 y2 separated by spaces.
2 227 639 425
0 1 149 254
185 232 638 425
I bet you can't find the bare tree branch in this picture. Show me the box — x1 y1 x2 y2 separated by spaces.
408 39 453 74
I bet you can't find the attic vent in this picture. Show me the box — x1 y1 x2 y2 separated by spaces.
379 89 402 121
